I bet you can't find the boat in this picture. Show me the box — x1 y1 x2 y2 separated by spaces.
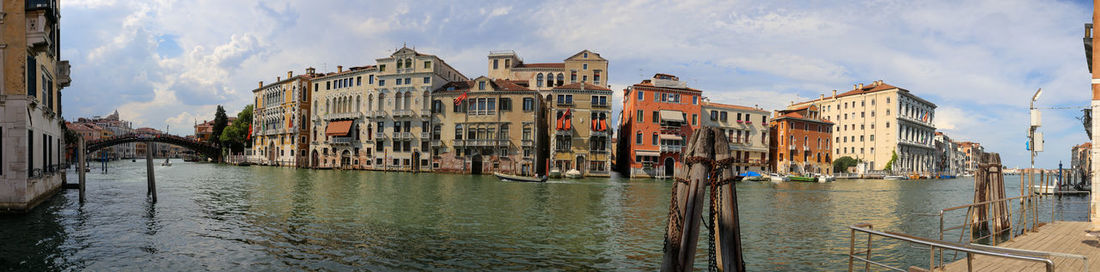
742 171 768 182
769 174 789 182
938 175 956 179
1031 185 1055 195
494 172 547 183
817 175 836 182
884 175 908 180
564 169 582 179
161 158 172 166
789 175 817 182
548 169 562 178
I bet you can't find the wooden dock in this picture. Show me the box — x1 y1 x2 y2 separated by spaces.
943 221 1098 271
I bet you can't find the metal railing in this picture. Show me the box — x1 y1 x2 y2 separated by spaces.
848 223 1061 272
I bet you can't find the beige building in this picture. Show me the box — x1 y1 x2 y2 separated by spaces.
308 65 377 169
0 0 71 212
549 82 614 177
430 77 544 175
487 50 608 94
251 69 315 167
790 81 937 174
366 47 467 171
700 101 770 173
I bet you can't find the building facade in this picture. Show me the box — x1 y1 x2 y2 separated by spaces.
308 65 376 169
431 77 543 175
549 82 613 177
701 101 770 174
768 105 833 175
251 70 314 167
615 74 703 178
932 132 965 176
789 81 937 174
487 50 608 94
0 0 71 212
1071 142 1091 185
958 141 984 175
364 47 467 171
194 117 236 143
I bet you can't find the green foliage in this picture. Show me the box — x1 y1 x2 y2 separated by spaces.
884 150 898 171
62 119 80 146
211 105 229 145
219 105 253 153
832 156 861 173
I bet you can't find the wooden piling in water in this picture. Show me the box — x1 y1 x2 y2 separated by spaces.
970 153 1010 239
660 127 745 272
146 142 156 202
78 138 86 204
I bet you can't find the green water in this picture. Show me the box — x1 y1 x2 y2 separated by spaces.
0 160 1088 271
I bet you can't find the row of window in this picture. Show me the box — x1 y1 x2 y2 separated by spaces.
635 90 698 105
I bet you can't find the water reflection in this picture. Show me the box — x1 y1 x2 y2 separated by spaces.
0 161 1090 271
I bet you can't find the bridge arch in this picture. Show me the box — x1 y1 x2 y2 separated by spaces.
84 133 221 161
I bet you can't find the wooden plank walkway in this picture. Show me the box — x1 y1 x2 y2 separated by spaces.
943 221 1099 271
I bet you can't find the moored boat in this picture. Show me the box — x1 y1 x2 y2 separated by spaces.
883 175 908 180
564 169 582 179
494 172 548 183
789 176 817 182
769 174 789 182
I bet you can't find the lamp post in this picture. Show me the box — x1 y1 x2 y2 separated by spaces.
1028 88 1043 231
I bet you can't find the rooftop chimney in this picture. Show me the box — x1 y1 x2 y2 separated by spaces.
338 65 343 73
832 90 837 98
277 76 281 81
858 83 863 89
820 94 825 100
288 71 293 78
306 67 316 76
259 81 263 88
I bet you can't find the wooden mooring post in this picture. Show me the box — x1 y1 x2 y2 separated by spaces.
146 142 157 202
660 127 745 272
78 138 86 203
969 152 1010 240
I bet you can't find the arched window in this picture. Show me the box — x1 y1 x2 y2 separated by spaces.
378 93 386 111
395 92 403 110
397 59 403 69
546 74 553 87
405 58 412 68
368 94 374 112
423 91 430 110
356 96 361 112
404 92 412 110
556 73 564 86
536 73 544 87
326 99 330 114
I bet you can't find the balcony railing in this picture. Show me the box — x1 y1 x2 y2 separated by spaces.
394 132 413 139
556 101 574 107
591 103 610 108
324 112 361 120
370 111 387 118
332 136 353 145
421 132 431 139
431 140 441 146
660 145 683 153
393 109 413 117
522 139 534 146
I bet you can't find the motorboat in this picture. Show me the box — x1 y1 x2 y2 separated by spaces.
769 174 789 182
495 172 548 183
884 175 908 180
742 171 769 182
789 175 817 182
564 169 582 179
817 175 836 182
161 158 172 166
1031 185 1055 195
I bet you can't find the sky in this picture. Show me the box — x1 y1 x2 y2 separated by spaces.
59 0 1094 169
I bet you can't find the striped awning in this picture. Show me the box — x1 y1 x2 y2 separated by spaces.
325 120 353 136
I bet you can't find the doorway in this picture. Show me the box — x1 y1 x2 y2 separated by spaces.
664 157 675 177
471 155 483 175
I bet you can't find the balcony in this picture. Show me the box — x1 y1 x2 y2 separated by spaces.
370 111 387 118
556 101 574 107
788 144 796 151
421 132 431 139
431 140 442 146
26 14 54 53
332 136 354 145
324 112 361 120
555 129 572 136
660 145 683 153
394 132 413 139
591 103 610 109
58 61 71 88
590 149 610 154
522 139 534 146
393 109 413 117
591 130 608 137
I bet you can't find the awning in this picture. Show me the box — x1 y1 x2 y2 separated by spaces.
659 134 682 141
325 120 353 136
659 110 685 123
599 119 607 132
635 150 660 157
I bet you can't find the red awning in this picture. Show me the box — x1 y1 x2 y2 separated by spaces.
599 119 607 131
564 117 572 130
325 120 353 136
556 118 564 130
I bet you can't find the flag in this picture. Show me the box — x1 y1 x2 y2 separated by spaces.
454 91 468 107
247 125 252 140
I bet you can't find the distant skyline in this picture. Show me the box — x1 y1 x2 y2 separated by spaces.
60 0 1092 168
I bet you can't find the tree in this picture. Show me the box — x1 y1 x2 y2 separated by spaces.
219 105 253 153
832 156 861 173
211 105 229 146
884 150 899 171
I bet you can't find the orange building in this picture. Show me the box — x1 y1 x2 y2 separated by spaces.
768 105 833 175
615 74 703 178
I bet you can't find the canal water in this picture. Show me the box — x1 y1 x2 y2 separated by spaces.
0 160 1089 271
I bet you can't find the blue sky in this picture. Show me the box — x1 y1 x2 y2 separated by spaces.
59 0 1093 168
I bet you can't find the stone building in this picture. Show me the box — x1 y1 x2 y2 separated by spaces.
548 82 614 177
789 81 937 175
700 101 770 174
1071 142 1091 185
957 141 984 175
0 0 71 212
363 47 467 171
430 77 543 175
768 105 833 175
308 65 376 169
615 74 704 178
932 132 965 176
486 50 608 94
251 70 315 167
193 117 236 143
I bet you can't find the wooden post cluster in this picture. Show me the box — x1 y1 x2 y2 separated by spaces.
969 152 1010 240
660 127 745 272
